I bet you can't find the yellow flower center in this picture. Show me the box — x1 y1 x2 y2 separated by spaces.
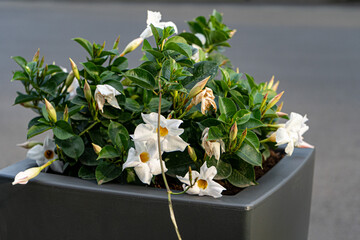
197 179 208 190
44 150 54 160
156 126 169 137
140 152 150 163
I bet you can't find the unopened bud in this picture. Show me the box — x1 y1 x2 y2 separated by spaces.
187 146 197 162
20 102 36 108
120 37 144 57
65 71 75 89
42 64 48 77
265 91 284 113
229 29 237 38
44 98 57 123
63 105 69 122
113 35 120 49
84 80 92 103
260 93 268 112
268 75 274 89
16 141 42 149
69 58 80 80
188 76 210 99
32 48 40 62
92 143 102 155
229 122 238 143
39 56 45 68
272 81 280 91
276 111 288 117
239 128 247 146
277 101 284 112
268 132 277 143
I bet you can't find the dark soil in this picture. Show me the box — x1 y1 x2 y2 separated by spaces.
152 149 286 196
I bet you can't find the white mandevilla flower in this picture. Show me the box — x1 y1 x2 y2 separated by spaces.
177 162 226 198
26 136 64 173
122 140 166 185
201 127 225 161
132 113 188 153
140 10 178 39
191 87 217 114
275 112 313 156
67 78 79 100
94 84 121 113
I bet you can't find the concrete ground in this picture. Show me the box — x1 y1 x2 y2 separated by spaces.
0 2 359 239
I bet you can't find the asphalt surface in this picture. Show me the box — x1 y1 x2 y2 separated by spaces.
0 2 359 240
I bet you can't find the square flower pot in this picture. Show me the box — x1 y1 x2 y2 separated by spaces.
0 148 314 240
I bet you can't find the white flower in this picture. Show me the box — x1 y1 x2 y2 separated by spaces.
191 33 207 62
191 87 217 114
67 78 79 100
12 167 42 185
140 10 178 39
195 33 206 46
132 113 188 153
26 136 64 173
201 128 225 161
122 140 166 185
177 162 226 198
275 112 313 156
94 84 121 113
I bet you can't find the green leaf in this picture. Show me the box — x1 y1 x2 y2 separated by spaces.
102 79 123 94
14 93 40 105
207 126 225 140
78 166 96 180
72 37 93 57
81 62 99 80
53 120 75 140
178 32 203 47
227 164 256 188
97 145 120 159
56 135 85 160
166 36 188 44
49 72 68 86
164 42 192 58
12 71 28 82
147 98 172 112
209 30 228 44
245 130 260 149
235 142 262 167
206 158 232 180
150 24 161 43
39 80 57 96
218 97 237 117
46 65 63 75
79 148 99 166
238 118 264 130
108 121 129 150
182 61 218 87
125 98 142 112
111 57 128 73
27 124 51 139
11 56 27 69
95 161 122 185
125 68 156 90
164 151 196 178
233 110 251 125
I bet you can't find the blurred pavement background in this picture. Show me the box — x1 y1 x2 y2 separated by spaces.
0 1 359 239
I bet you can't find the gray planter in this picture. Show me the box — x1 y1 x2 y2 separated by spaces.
0 148 314 240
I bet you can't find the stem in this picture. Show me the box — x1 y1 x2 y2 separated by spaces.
40 159 57 170
79 121 99 136
157 78 182 240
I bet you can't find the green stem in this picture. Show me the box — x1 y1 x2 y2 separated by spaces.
40 159 57 170
79 121 99 136
157 76 182 240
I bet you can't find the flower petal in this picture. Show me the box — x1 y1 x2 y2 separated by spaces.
132 123 155 141
122 148 140 170
26 145 44 161
275 128 291 145
134 164 152 185
162 135 188 152
50 160 64 173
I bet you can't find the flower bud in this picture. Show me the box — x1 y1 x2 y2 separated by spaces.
84 80 92 103
12 167 42 185
188 76 210 99
44 98 57 123
120 37 144 57
229 122 238 143
63 105 69 122
260 93 268 112
187 146 197 162
276 111 288 117
65 70 75 89
20 102 36 108
16 141 42 149
272 81 280 91
42 64 48 78
277 101 284 112
268 75 274 89
69 58 80 80
238 128 247 147
113 35 120 50
268 132 277 142
32 48 40 62
264 91 284 114
229 29 237 38
39 56 45 68
92 143 102 155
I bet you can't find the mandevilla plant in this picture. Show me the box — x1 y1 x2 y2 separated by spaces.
11 10 313 239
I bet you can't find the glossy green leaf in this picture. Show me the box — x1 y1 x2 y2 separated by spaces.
95 161 122 185
14 93 40 105
12 71 28 82
11 56 27 69
218 96 237 117
72 37 93 57
27 124 51 139
227 165 256 188
78 166 96 180
79 147 99 166
147 98 172 112
108 121 129 150
164 42 192 58
125 68 156 90
53 120 75 140
235 142 262 167
57 135 85 160
206 158 232 180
